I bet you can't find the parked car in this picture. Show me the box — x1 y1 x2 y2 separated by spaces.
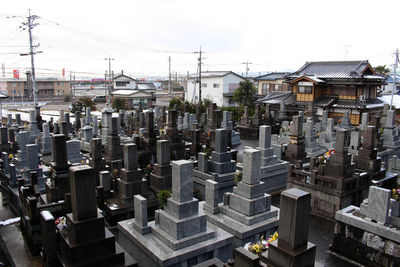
92 95 106 103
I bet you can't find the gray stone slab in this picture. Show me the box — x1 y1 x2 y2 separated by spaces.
157 140 170 166
278 188 311 250
69 165 97 221
242 149 261 185
172 160 193 203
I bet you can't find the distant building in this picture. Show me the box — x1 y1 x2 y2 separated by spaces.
113 73 137 90
255 72 290 95
260 60 386 124
381 75 400 95
111 89 153 109
185 71 244 107
2 77 70 98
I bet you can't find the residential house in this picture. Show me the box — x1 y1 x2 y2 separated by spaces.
380 75 400 95
255 72 290 95
111 89 153 109
260 60 386 124
185 71 244 107
113 73 137 90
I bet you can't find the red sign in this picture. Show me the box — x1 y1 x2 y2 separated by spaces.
13 70 19 79
62 68 65 76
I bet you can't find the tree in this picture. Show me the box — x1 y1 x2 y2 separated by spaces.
374 65 391 76
232 79 257 106
78 96 96 111
112 97 126 112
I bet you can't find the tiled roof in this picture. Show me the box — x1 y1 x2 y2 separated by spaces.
255 72 289 81
187 71 244 80
259 92 296 105
332 99 362 109
314 95 338 107
365 98 385 109
287 60 385 80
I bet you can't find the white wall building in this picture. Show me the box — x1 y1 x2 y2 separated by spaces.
113 74 137 90
185 71 244 107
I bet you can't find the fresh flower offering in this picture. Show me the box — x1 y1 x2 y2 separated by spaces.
319 149 335 165
55 216 67 231
245 231 279 255
392 188 400 201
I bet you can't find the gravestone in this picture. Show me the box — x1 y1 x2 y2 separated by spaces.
284 115 306 164
28 109 41 142
339 111 351 129
349 130 361 154
41 123 52 156
149 140 172 192
382 110 400 149
206 148 279 248
257 125 288 194
58 165 136 266
360 112 369 131
15 114 21 126
266 188 316 267
14 131 29 170
25 144 45 190
118 160 233 266
88 138 106 185
360 186 391 224
193 128 236 202
117 143 144 204
45 134 70 202
66 140 83 164
104 117 123 170
304 118 319 153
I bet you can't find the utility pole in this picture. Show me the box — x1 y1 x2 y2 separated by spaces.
105 58 114 104
391 48 399 110
194 46 204 103
242 62 253 78
168 56 171 95
20 9 41 107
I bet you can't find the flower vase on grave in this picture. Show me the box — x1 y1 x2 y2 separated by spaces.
391 189 400 217
391 200 400 217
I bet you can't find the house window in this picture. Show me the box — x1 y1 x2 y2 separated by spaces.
262 83 269 95
201 83 207 88
116 81 128 87
213 83 219 88
298 85 312 94
277 84 282 91
229 99 235 105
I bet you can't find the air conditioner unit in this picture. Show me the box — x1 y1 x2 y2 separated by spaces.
359 95 365 101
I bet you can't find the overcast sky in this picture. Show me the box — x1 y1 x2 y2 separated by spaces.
0 0 399 79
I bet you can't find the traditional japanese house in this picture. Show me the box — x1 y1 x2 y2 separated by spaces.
260 60 386 124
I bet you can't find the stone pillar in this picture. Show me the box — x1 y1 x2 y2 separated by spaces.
69 165 97 221
215 128 228 153
132 195 150 234
52 134 68 170
267 188 316 267
26 144 39 170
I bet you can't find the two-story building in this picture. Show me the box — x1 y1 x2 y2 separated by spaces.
185 71 244 107
260 60 386 124
255 72 290 95
113 73 137 90
4 77 70 98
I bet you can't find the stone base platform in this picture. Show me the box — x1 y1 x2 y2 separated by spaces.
118 218 233 267
201 202 279 249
